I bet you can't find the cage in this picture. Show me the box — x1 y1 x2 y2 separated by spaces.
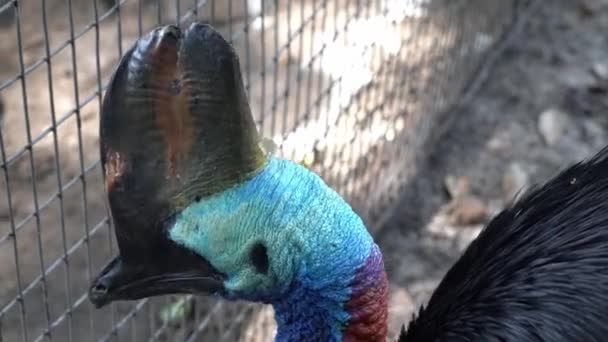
0 0 537 340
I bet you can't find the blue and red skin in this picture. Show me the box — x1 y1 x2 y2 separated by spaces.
271 244 389 342
343 245 389 341
170 156 389 341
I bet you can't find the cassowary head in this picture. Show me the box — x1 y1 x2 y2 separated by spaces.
89 23 388 341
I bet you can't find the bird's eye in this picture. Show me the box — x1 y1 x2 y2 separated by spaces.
250 242 269 274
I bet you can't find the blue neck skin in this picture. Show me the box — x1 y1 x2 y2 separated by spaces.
170 156 375 341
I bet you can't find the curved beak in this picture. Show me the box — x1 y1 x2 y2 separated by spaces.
89 251 225 308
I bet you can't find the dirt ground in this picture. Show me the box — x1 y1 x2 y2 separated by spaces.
1 0 491 340
1 0 608 341
379 0 608 337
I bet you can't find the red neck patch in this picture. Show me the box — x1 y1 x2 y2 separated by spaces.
343 245 389 342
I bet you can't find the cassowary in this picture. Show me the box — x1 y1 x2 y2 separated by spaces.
89 23 608 341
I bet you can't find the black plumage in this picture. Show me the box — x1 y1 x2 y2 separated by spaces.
400 146 608 341
88 22 608 340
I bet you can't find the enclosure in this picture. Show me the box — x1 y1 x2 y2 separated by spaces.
0 0 584 340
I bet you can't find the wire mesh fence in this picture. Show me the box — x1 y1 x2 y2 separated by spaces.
0 0 535 340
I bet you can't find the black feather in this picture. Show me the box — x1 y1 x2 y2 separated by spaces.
400 146 608 342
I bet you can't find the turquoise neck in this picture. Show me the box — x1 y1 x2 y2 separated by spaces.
170 156 375 341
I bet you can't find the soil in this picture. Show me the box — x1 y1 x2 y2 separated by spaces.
379 0 608 338
1 0 607 341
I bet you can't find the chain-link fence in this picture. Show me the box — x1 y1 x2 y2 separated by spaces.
0 0 536 340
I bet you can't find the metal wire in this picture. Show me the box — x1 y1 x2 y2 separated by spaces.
0 0 537 341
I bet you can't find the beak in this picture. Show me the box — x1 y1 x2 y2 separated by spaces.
91 22 244 309
89 252 225 308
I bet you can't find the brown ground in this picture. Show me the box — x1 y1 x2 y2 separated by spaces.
1 0 607 341
380 0 608 337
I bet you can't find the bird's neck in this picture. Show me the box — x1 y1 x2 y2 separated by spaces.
255 158 389 341
171 156 389 341
272 244 389 342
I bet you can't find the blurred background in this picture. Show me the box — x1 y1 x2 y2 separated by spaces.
1 0 607 340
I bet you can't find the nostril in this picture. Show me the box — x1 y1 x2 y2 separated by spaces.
91 281 109 297
89 280 111 308
89 256 123 307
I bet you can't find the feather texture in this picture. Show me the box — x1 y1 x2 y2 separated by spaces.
400 146 608 341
